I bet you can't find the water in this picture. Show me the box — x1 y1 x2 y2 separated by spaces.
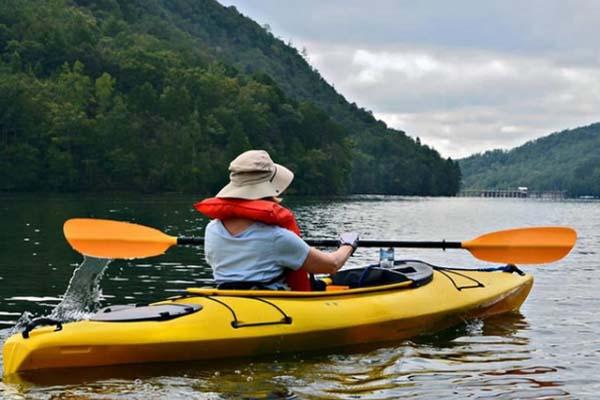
1 194 599 399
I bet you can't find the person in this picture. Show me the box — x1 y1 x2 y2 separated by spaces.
196 150 358 291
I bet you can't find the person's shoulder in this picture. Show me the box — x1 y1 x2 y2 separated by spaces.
205 219 223 234
272 226 303 243
245 223 298 239
206 219 220 228
242 222 292 239
245 221 281 233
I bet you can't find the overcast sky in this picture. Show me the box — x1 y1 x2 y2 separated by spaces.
220 0 600 158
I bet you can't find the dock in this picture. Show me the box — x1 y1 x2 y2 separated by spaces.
459 188 566 199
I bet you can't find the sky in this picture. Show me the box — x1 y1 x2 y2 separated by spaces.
219 0 600 159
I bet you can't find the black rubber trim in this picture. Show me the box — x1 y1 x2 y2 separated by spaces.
22 318 63 339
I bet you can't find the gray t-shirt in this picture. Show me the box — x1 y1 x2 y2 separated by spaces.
204 220 310 290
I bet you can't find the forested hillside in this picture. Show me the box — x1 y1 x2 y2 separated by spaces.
0 0 461 195
460 123 600 197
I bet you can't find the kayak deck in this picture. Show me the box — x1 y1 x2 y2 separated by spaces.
2 266 533 376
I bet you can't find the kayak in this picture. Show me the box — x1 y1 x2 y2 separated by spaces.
2 261 533 376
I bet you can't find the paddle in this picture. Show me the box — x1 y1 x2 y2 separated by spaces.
63 218 576 264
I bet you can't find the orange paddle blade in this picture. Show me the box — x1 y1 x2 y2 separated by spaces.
63 219 178 259
462 226 577 264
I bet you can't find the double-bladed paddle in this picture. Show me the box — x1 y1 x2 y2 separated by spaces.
63 218 576 264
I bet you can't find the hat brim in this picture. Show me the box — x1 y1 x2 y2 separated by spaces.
216 163 294 200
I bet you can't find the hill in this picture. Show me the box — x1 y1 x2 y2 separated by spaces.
459 123 600 197
0 0 460 195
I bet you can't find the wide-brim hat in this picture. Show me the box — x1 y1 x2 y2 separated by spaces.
216 150 294 199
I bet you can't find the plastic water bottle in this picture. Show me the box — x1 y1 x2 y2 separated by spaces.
379 247 395 268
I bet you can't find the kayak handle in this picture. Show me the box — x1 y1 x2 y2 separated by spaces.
22 318 63 339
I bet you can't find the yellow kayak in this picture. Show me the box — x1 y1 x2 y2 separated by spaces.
2 262 533 376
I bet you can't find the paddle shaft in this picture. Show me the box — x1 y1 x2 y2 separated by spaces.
177 237 463 249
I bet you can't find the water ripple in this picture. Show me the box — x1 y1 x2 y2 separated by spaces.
1 196 600 398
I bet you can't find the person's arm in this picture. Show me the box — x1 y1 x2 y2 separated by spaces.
300 232 359 275
301 246 353 274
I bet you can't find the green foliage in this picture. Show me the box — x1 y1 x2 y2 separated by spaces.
153 0 461 195
459 123 600 197
0 0 460 195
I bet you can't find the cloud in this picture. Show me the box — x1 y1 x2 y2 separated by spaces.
291 42 600 158
222 0 600 158
224 0 600 60
352 50 441 81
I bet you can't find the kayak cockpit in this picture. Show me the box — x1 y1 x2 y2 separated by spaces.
185 260 435 298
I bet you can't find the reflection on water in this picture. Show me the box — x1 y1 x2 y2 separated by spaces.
1 195 600 398
1 316 565 399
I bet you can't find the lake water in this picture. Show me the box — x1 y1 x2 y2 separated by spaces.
1 194 599 399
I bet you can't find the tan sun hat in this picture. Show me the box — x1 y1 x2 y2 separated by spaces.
216 150 294 199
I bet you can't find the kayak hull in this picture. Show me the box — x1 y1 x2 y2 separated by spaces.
2 269 533 376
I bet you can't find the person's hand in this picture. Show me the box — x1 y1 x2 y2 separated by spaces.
339 232 360 255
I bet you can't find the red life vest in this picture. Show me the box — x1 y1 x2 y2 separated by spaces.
194 197 312 291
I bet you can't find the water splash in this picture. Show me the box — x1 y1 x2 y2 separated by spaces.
48 257 111 321
7 257 112 337
6 311 34 337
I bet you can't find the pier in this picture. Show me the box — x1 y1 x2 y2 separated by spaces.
459 187 566 199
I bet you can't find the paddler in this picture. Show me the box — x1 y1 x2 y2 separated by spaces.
195 150 358 291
